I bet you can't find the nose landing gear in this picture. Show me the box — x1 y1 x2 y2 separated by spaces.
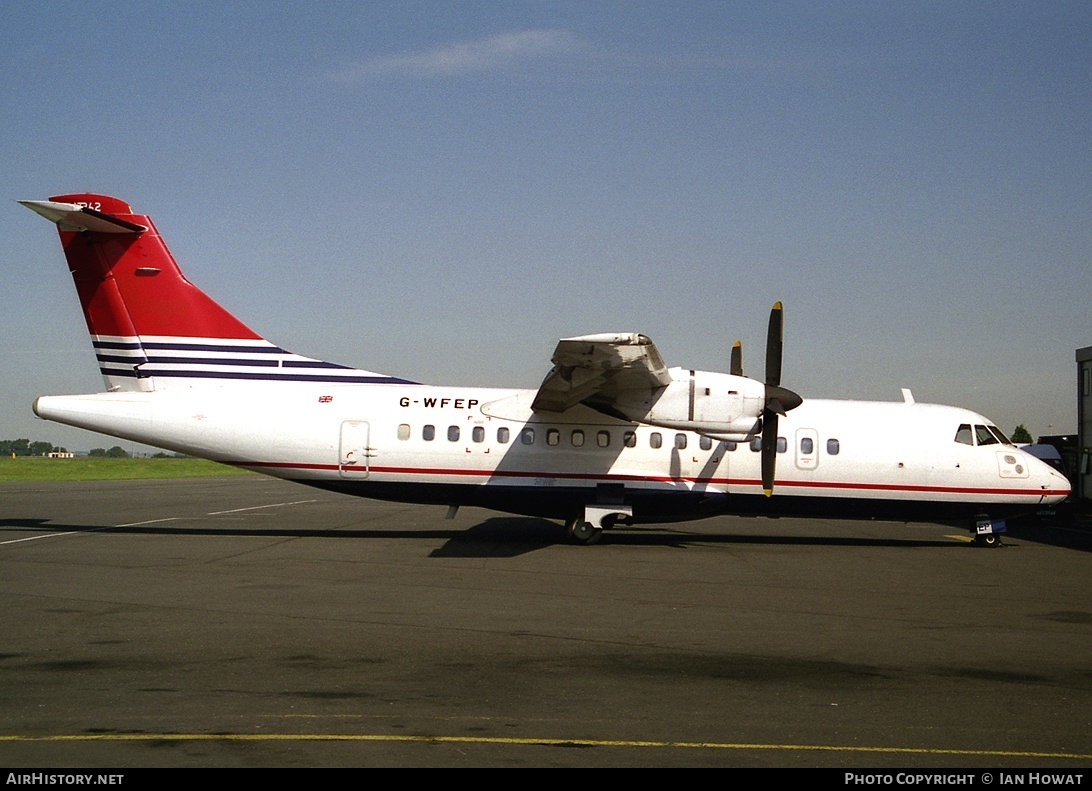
972 515 1005 548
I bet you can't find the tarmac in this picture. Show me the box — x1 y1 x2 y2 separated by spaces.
0 476 1089 768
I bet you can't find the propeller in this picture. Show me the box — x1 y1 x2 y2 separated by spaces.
759 302 803 496
730 341 743 377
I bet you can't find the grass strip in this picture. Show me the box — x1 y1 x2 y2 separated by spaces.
0 457 253 482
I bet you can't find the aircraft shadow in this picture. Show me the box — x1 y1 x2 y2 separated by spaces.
5 517 1086 558
438 518 969 557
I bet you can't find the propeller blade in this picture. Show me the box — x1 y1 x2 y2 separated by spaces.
760 301 799 497
730 341 743 377
765 301 783 387
761 411 778 496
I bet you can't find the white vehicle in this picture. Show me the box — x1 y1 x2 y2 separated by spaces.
21 194 1070 546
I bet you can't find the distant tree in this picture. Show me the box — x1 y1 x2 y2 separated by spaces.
89 446 131 458
1011 425 1033 444
0 439 32 456
2 439 68 456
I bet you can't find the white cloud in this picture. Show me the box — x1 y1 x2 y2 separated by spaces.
333 29 582 82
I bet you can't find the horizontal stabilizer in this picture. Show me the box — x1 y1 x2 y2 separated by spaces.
19 200 147 234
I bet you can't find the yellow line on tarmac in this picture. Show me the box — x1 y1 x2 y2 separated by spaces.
0 733 1089 760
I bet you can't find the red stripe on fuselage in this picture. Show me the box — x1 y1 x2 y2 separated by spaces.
231 461 1057 498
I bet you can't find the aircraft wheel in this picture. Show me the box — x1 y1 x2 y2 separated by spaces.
974 533 1002 548
567 518 603 545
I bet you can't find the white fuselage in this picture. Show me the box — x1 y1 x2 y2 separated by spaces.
33 379 1071 525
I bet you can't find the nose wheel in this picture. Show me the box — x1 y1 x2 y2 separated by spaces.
972 516 1005 548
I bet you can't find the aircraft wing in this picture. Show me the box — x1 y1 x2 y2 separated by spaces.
531 333 672 414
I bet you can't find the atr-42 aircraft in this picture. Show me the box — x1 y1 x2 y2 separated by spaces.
21 194 1070 546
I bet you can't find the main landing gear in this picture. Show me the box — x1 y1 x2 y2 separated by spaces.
566 504 633 545
567 517 603 545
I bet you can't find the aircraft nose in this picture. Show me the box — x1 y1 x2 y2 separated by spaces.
1039 464 1071 502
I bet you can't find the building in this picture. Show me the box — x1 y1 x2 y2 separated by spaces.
1079 346 1092 501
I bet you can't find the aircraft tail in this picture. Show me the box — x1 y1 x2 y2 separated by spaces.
22 194 409 391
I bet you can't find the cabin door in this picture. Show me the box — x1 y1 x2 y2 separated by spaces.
339 420 373 479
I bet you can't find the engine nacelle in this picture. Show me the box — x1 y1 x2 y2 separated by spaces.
612 368 766 439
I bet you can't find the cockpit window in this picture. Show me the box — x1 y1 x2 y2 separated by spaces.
956 423 1013 447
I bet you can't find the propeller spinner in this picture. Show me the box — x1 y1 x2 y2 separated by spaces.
758 302 802 496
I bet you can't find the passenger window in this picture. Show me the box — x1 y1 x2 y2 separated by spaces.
521 428 535 445
955 424 973 445
650 432 663 449
675 433 687 450
497 427 510 444
447 425 460 442
571 430 585 447
423 424 435 441
699 436 712 451
623 431 637 448
597 431 610 448
725 441 737 451
777 437 787 453
397 424 411 441
547 429 560 446
826 438 840 455
750 437 762 452
800 437 813 454
472 426 485 443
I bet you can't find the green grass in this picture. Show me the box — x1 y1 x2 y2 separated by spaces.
0 457 255 482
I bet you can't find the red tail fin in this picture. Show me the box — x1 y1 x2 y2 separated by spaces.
30 194 260 341
22 194 410 392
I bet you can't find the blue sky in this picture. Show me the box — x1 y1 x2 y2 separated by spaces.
2 2 1089 452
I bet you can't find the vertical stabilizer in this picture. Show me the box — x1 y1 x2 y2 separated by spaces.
21 194 411 392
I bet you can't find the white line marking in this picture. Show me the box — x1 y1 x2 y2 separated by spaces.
3 500 316 550
0 518 184 546
207 499 316 516
0 530 96 546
